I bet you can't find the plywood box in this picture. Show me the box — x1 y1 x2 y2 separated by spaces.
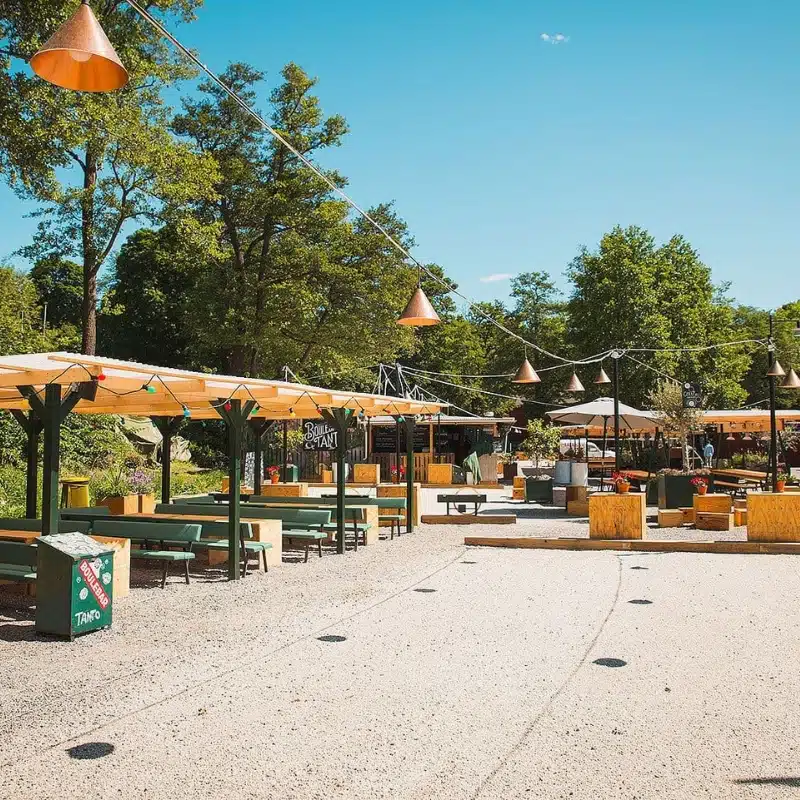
589 493 646 540
513 476 526 489
255 483 308 498
679 507 695 524
512 488 525 501
567 500 590 517
320 468 333 485
693 494 732 514
748 493 800 542
378 483 421 527
696 512 733 532
428 463 454 485
353 464 380 485
566 486 589 504
91 536 130 599
734 509 747 527
658 509 685 528
221 477 254 494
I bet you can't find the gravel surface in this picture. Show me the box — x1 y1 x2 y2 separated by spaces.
1 496 796 799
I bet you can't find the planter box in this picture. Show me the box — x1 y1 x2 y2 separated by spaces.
353 463 380 484
98 495 138 515
747 493 800 542
255 483 308 498
646 480 659 505
525 477 554 504
138 494 155 514
553 461 571 486
657 474 696 510
693 494 732 514
503 463 518 481
589 493 646 539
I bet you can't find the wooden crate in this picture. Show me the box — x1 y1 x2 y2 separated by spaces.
512 488 525 501
91 536 130 599
428 463 454 485
588 493 646 539
733 498 748 511
353 463 380 484
221 478 254 494
696 512 733 532
566 486 588 504
255 483 309 498
693 493 732 514
679 507 695 524
658 509 685 528
734 509 747 527
748 493 800 542
512 476 526 489
567 500 590 517
320 468 333 484
377 483 421 527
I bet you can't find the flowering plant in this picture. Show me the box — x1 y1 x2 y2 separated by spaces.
390 466 406 479
267 466 280 477
611 471 631 484
689 476 707 487
129 468 154 495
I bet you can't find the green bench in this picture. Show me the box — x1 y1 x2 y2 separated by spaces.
373 498 407 539
91 520 201 588
0 541 37 583
159 504 332 562
0 518 91 535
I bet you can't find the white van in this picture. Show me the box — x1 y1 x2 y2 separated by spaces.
559 440 615 459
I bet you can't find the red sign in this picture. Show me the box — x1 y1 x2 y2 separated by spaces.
78 559 110 609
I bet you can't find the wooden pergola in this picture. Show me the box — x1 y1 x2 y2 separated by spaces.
0 353 444 579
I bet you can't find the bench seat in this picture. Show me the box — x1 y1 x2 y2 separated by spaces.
0 542 38 584
0 564 36 581
131 550 195 562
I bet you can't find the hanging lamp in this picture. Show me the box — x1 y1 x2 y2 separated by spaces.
566 372 585 393
397 266 441 326
512 352 540 384
594 367 611 385
782 368 800 389
726 431 735 441
30 1 129 92
766 359 786 378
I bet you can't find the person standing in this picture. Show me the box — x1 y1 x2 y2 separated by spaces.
703 439 715 468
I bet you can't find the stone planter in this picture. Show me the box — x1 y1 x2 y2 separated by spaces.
570 462 588 487
657 473 695 510
646 480 658 505
525 477 554 504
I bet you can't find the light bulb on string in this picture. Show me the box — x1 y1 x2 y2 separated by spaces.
289 408 296 418
143 384 156 394
96 373 106 382
224 401 232 412
183 406 191 419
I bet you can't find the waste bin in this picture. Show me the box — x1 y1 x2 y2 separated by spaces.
60 477 90 508
282 464 299 483
35 532 114 640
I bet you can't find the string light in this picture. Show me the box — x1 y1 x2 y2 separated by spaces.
289 408 296 418
143 384 157 394
96 373 106 382
183 406 191 419
224 401 232 412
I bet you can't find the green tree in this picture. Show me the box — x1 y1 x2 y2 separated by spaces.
648 381 704 472
172 62 417 378
0 265 47 355
0 0 217 355
520 419 561 476
29 256 82 329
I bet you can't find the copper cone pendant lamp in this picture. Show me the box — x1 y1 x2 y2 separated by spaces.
30 1 129 93
594 367 611 385
782 368 800 389
397 271 441 326
766 359 786 378
512 358 540 384
566 372 585 393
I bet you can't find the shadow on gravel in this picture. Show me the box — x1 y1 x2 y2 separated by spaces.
413 588 437 593
0 623 37 642
317 635 347 643
734 778 800 787
67 742 115 760
628 599 653 605
593 658 628 668
630 566 649 570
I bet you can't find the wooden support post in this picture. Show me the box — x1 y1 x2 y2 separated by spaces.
395 416 402 483
249 419 273 496
404 415 417 533
10 410 42 518
282 420 289 482
153 416 184 504
320 408 356 555
19 383 86 535
216 398 256 580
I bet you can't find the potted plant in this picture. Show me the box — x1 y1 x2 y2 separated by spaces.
92 466 137 515
776 472 790 493
267 466 280 485
690 476 708 495
520 420 561 504
390 466 407 483
130 468 156 513
611 471 631 494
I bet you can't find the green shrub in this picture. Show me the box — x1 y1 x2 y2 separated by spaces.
0 465 27 517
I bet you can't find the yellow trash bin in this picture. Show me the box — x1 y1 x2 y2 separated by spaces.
60 477 90 508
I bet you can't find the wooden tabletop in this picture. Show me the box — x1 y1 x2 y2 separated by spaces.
0 530 39 544
711 468 768 481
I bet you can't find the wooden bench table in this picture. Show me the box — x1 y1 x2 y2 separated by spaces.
747 492 800 542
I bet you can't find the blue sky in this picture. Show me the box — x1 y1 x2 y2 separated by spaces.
2 0 798 310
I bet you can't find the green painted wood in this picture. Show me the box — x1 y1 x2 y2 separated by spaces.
153 416 184 504
320 408 356 555
404 416 416 533
10 409 42 519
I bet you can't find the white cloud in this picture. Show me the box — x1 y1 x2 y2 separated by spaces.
480 273 515 283
541 32 570 44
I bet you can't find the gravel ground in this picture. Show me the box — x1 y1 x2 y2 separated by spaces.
1 496 796 799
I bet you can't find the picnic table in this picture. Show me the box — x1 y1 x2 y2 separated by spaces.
0 530 39 544
711 468 768 493
437 494 487 516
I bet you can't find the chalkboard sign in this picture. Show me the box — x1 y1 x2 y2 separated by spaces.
682 382 703 409
303 420 338 451
371 423 430 453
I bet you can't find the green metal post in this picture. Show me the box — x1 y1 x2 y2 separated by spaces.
321 409 354 555
41 384 63 536
216 399 256 580
154 416 183 504
10 410 42 519
282 420 289 482
249 419 272 496
404 416 416 533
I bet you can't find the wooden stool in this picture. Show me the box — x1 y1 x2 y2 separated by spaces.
696 512 733 531
658 509 685 527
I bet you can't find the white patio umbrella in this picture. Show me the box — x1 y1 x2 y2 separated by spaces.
546 397 656 489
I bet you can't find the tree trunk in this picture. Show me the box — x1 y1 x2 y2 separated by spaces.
81 149 100 355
